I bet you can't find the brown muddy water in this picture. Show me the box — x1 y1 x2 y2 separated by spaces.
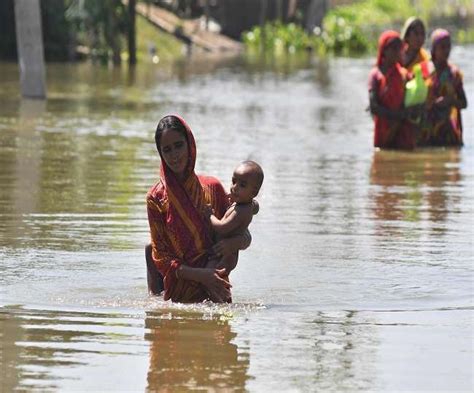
0 48 473 391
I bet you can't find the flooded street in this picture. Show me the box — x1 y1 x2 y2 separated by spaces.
1 47 473 391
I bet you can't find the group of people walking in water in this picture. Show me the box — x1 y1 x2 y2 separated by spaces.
144 18 469 305
369 17 468 150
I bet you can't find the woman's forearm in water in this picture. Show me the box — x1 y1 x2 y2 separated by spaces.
177 264 205 282
369 91 405 120
177 264 231 302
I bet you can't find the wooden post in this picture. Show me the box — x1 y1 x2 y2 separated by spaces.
288 0 297 20
128 0 137 65
204 0 210 31
14 0 46 99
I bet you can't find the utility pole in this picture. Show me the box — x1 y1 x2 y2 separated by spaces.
14 0 46 99
260 0 268 52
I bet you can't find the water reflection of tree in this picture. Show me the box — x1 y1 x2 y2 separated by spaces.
310 311 376 391
369 149 461 232
145 309 249 391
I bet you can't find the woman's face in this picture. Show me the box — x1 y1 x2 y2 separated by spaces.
160 128 189 176
406 23 425 50
383 40 402 66
434 37 451 63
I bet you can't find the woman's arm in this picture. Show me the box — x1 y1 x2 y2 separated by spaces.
147 198 183 293
369 89 407 120
177 265 231 303
210 205 253 237
454 85 467 109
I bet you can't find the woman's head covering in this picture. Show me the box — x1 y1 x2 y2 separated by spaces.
401 17 425 41
157 114 197 187
377 30 402 66
430 28 451 61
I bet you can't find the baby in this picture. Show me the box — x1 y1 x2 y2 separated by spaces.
207 160 264 273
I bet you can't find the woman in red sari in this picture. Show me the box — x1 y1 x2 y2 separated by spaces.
145 115 250 303
368 30 417 150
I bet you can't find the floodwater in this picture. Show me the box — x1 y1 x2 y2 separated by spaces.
0 47 473 391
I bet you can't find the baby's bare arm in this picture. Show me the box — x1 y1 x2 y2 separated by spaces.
210 204 253 237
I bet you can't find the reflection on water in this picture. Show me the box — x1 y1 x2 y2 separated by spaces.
0 305 148 391
145 309 249 391
370 149 462 226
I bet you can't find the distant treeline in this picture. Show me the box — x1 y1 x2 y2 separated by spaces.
1 0 472 62
242 0 474 55
0 0 131 63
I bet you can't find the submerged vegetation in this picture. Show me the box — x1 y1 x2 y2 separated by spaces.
243 0 474 56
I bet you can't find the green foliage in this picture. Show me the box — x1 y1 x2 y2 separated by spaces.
242 22 318 55
242 0 474 57
321 0 415 54
456 28 474 44
66 0 129 64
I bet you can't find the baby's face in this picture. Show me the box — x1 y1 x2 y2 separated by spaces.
230 165 258 204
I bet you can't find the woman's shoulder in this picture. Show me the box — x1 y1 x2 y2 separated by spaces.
448 62 463 80
198 175 225 190
419 47 430 61
198 174 228 214
368 66 382 79
146 181 168 212
368 66 383 89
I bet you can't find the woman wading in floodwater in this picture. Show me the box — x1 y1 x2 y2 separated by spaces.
145 115 251 303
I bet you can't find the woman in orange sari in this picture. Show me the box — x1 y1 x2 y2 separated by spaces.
145 115 250 303
368 30 416 150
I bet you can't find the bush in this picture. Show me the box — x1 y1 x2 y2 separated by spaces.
242 22 319 55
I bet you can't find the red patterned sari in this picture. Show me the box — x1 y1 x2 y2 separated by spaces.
147 116 228 302
369 31 416 150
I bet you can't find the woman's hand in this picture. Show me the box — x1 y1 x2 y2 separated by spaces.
434 96 453 108
203 204 214 219
197 268 232 303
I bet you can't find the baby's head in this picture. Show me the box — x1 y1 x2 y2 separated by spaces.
230 160 264 204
